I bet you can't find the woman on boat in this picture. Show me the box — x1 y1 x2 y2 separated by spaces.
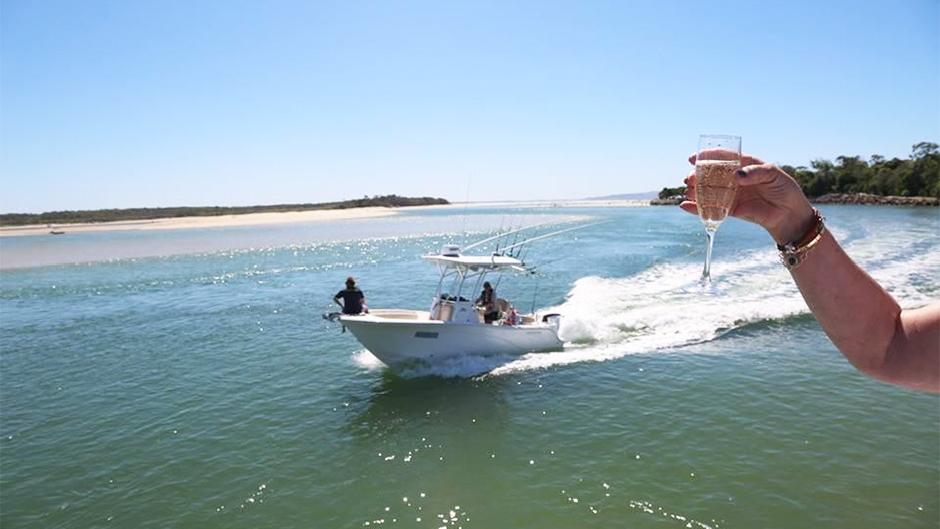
476 282 500 323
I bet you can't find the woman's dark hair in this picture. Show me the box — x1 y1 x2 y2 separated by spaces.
483 281 492 289
346 276 356 286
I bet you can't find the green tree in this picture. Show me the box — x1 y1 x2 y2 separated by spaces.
774 144 937 198
807 159 835 197
910 142 940 197
658 186 686 199
834 155 868 193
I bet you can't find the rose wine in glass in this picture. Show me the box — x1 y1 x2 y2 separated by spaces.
695 134 741 281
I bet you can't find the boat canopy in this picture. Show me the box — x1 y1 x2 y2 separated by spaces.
422 253 524 272
421 219 598 276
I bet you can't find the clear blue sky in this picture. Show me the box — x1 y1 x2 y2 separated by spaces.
2 0 938 212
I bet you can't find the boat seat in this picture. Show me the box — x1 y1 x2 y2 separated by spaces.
438 303 454 321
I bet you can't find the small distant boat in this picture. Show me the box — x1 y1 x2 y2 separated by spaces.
49 230 65 235
338 222 593 369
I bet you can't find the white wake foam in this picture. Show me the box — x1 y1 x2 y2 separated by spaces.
489 247 803 375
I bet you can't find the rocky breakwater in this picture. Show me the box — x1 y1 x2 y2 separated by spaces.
649 194 686 206
812 193 939 206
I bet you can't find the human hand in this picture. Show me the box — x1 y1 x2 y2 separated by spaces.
680 152 816 244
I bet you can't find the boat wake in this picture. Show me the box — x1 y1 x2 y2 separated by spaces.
354 223 940 379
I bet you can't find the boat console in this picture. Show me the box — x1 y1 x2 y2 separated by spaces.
430 295 482 324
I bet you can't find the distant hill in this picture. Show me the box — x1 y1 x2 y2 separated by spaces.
584 191 658 200
0 195 450 226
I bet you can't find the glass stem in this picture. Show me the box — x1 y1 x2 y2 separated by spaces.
702 228 717 281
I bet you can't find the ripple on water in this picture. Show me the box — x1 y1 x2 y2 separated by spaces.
1 206 937 529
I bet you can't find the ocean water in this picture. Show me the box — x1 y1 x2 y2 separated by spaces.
1 204 938 529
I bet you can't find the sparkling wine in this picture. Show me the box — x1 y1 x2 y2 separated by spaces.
695 159 740 229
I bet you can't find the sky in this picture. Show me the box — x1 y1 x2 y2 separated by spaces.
1 0 938 212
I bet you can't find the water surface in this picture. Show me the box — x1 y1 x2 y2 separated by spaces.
1 205 938 528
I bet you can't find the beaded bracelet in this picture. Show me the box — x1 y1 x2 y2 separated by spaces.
777 209 826 270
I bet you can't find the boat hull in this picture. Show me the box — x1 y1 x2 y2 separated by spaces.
340 311 563 368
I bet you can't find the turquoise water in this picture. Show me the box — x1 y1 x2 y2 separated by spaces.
1 205 938 528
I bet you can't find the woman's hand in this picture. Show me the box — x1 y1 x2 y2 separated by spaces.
680 152 816 244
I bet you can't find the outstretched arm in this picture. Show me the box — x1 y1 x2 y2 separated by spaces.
681 156 939 393
787 228 939 391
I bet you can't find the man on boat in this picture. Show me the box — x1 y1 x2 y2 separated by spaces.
334 277 367 315
475 281 499 323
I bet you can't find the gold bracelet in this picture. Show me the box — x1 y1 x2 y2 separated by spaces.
778 209 826 270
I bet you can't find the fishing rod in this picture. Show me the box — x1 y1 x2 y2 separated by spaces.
524 252 574 273
508 230 521 257
462 220 559 252
530 273 540 315
491 216 507 251
498 221 605 254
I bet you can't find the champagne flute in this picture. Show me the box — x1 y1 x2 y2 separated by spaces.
695 134 741 281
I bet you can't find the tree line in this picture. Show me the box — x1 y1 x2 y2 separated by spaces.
0 195 450 226
660 142 940 199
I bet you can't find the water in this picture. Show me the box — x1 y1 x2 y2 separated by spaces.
1 204 938 528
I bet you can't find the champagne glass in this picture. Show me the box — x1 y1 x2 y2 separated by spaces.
695 134 741 281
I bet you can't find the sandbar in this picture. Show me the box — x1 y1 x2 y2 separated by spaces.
0 207 399 237
408 199 650 210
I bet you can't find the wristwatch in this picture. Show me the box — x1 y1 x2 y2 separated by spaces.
777 209 826 270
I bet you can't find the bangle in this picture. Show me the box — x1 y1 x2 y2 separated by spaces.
777 209 826 270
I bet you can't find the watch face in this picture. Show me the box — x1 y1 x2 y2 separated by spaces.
787 255 799 267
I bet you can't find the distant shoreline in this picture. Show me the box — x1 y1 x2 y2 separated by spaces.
810 193 939 206
650 193 939 206
0 195 449 227
0 199 649 238
0 207 400 237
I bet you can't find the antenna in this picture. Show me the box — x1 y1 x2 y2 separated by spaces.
460 175 471 235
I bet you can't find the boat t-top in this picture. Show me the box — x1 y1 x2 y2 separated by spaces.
339 223 589 369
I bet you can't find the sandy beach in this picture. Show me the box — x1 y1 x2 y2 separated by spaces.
0 200 650 238
0 207 400 237
424 199 649 209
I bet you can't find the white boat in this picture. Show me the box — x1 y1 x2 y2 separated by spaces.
339 225 586 369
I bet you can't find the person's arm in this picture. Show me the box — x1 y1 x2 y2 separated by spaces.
333 292 344 309
787 228 939 391
681 157 940 393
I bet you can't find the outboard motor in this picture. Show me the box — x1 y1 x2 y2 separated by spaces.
542 313 562 329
